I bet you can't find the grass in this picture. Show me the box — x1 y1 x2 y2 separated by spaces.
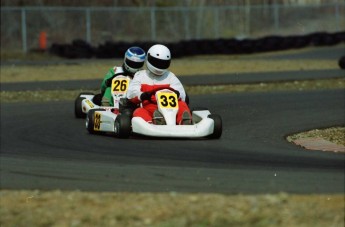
0 54 338 83
0 190 344 227
287 127 345 146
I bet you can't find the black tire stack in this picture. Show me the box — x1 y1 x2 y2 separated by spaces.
49 31 345 59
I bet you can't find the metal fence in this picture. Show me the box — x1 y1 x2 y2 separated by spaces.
1 3 344 53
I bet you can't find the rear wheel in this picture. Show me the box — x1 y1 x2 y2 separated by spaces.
339 56 345 69
74 92 94 118
114 114 132 138
86 109 105 134
75 97 86 118
191 107 209 112
208 114 222 139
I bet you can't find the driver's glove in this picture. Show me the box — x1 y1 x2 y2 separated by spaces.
140 92 152 101
174 90 180 98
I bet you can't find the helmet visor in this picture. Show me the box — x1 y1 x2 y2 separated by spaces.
125 58 144 69
148 54 171 70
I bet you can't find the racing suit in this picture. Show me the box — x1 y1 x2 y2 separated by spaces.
101 66 127 106
127 69 191 124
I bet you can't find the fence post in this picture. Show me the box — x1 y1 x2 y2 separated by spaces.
196 4 204 39
335 2 340 31
150 7 156 41
214 7 219 39
184 8 190 40
86 8 91 43
21 8 27 53
245 0 251 36
273 1 280 34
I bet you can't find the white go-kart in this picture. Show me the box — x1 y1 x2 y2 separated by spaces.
83 86 222 139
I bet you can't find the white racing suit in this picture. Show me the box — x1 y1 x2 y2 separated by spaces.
127 69 191 124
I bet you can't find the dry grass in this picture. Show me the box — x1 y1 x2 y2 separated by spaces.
1 190 344 227
0 58 337 83
287 127 345 146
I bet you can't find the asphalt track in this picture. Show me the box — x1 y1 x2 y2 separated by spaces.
1 69 344 91
1 45 344 194
1 88 344 193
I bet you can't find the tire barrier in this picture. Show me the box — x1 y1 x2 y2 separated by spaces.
49 31 345 59
50 39 94 59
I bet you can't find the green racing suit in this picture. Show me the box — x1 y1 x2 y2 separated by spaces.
100 66 127 106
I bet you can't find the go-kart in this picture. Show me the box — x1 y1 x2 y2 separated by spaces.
86 87 222 139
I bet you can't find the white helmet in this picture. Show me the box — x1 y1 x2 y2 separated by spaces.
123 46 146 75
146 44 171 76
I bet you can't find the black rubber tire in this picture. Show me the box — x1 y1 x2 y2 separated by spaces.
77 92 95 96
74 92 95 118
114 114 132 139
208 114 222 139
338 56 345 70
191 107 209 112
75 97 86 118
92 93 102 106
185 92 190 105
86 109 105 134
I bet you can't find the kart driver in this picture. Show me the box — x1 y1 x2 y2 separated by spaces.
126 44 192 125
100 46 146 107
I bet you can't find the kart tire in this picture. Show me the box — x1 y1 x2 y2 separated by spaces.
339 56 345 70
75 97 86 118
92 93 102 106
77 92 94 97
208 114 222 139
86 109 105 134
185 92 190 105
191 107 209 112
74 92 94 118
114 114 131 139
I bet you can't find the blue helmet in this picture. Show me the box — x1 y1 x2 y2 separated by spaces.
123 47 146 74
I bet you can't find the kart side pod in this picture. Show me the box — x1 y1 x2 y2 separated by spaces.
130 109 222 139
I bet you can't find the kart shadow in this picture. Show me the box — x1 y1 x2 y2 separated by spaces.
130 133 213 141
86 131 213 141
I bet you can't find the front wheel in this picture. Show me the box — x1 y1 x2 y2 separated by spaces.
208 114 222 139
114 114 132 138
86 109 105 134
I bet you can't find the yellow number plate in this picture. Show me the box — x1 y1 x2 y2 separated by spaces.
157 92 178 109
111 78 129 94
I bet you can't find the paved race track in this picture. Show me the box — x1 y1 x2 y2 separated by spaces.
1 89 344 194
